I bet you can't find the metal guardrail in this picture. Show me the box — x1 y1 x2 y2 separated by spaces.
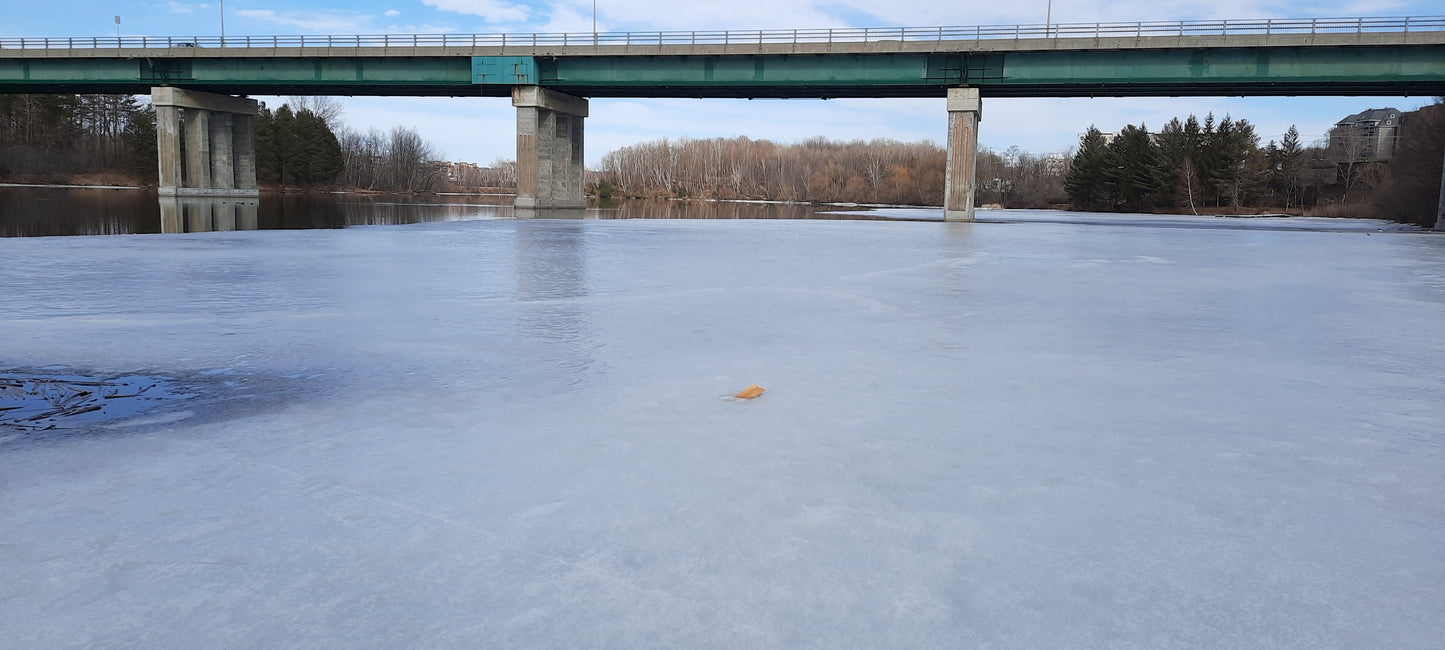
2 16 1442 50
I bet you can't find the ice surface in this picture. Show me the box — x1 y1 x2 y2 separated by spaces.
2 211 1443 647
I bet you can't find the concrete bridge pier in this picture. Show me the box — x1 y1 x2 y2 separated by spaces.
943 87 982 222
1436 146 1445 231
513 86 588 211
152 87 260 198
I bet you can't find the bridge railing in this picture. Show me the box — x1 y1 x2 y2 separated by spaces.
2 15 1443 50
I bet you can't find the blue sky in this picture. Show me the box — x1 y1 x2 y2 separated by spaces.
4 1 1440 165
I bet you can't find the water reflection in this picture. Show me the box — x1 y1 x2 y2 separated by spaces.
1 186 905 238
515 207 587 220
514 220 598 388
597 199 877 221
0 186 161 237
0 187 519 237
244 193 514 230
159 198 260 233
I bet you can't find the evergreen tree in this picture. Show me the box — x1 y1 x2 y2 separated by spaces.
0 93 148 178
254 103 344 186
121 104 157 180
1209 116 1260 206
1155 117 1192 206
1106 123 1165 212
293 109 343 184
1277 125 1305 207
1264 139 1284 204
253 105 279 183
1065 126 1115 211
273 105 302 184
1194 113 1223 205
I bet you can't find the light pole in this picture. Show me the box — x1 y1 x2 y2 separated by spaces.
1045 0 1053 37
592 0 597 44
220 0 226 42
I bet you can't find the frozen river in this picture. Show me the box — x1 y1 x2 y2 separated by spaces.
2 205 1443 647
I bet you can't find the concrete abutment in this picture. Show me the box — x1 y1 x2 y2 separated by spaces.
151 87 260 199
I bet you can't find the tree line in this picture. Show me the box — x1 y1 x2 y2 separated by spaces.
241 97 447 192
0 94 155 181
1065 104 1444 226
594 135 1071 207
0 93 446 192
596 136 948 204
1066 113 1276 213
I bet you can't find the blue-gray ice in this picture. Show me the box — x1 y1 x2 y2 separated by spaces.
2 211 1443 648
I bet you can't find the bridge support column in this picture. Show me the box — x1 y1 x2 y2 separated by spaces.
210 113 235 190
151 87 260 198
156 104 183 192
1435 145 1445 231
513 86 588 210
943 87 981 222
183 109 212 189
234 114 257 191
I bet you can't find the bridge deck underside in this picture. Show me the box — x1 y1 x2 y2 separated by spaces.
0 46 1440 97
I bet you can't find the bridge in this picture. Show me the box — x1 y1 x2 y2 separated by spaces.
4 16 1445 220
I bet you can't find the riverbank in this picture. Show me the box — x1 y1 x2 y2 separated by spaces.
0 182 142 191
0 172 146 189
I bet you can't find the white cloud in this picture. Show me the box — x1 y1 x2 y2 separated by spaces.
234 9 379 33
506 0 1439 34
385 10 401 17
422 0 531 23
168 1 198 14
530 3 595 34
392 24 463 33
558 0 847 31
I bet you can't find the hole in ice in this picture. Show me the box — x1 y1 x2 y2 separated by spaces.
1 371 188 435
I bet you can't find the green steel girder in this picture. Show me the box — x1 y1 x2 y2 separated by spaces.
531 46 1444 97
0 45 1442 97
999 46 1444 86
472 56 536 84
539 54 961 86
0 56 485 96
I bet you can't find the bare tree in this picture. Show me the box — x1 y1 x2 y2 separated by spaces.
596 136 959 205
286 96 346 128
335 125 445 192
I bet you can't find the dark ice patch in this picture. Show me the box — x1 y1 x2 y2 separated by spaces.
1 373 186 434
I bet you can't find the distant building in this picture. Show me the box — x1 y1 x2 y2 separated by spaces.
447 161 482 184
1328 107 1401 162
1043 153 1069 175
1082 131 1124 146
